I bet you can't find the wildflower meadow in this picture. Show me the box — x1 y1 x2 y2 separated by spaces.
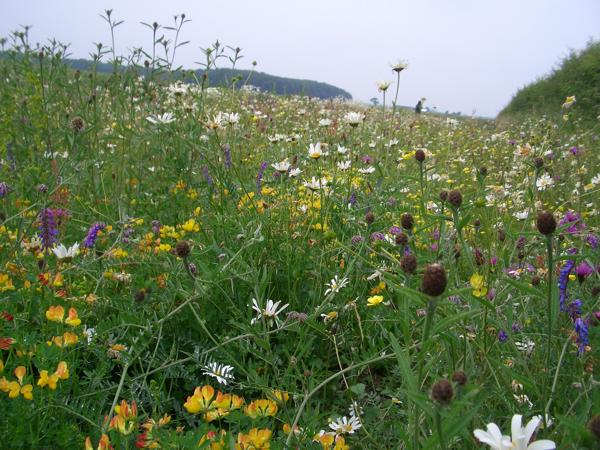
0 15 599 450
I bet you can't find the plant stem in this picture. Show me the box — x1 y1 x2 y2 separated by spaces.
435 409 447 450
542 234 554 428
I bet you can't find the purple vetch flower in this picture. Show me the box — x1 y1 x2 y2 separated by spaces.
508 139 516 146
350 235 364 245
256 161 268 194
389 226 402 236
586 234 599 249
574 318 589 355
83 222 106 248
569 146 581 155
0 182 9 198
498 330 508 343
487 288 496 301
121 226 135 244
370 232 385 242
567 299 583 320
38 208 59 251
202 165 213 186
151 220 161 234
348 191 357 208
430 242 439 251
222 143 232 169
575 262 594 283
558 260 575 312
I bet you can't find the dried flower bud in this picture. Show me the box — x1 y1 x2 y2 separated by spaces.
401 213 414 230
415 149 425 162
395 232 408 246
421 263 447 297
479 167 487 177
71 116 85 133
175 240 191 258
452 371 467 386
536 211 557 235
498 229 506 242
531 276 541 286
431 379 453 405
448 190 462 208
534 157 544 169
400 254 417 274
589 415 600 443
439 190 448 202
365 211 375 225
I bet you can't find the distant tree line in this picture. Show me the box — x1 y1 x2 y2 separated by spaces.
16 54 352 100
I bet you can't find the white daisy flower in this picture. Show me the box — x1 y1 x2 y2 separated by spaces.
202 361 234 385
250 298 289 326
329 415 362 435
324 275 349 296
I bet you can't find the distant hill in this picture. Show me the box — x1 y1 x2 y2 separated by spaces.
499 41 600 121
60 57 352 100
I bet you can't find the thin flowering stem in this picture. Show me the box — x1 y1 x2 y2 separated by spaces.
542 233 554 428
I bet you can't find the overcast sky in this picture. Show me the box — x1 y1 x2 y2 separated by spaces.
2 0 599 117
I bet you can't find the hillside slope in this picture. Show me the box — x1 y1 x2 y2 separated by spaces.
499 41 600 121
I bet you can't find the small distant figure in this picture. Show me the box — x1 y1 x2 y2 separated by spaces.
415 97 426 114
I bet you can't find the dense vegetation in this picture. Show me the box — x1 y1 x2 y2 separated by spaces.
500 40 600 122
0 26 599 450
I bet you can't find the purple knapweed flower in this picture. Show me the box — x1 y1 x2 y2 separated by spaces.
559 211 585 234
586 234 599 249
351 235 364 245
575 262 594 283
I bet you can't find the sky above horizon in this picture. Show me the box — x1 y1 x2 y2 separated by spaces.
2 1 599 117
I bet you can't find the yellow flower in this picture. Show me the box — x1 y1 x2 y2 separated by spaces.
245 399 278 419
7 380 21 398
37 370 59 390
236 428 272 450
65 307 81 326
0 273 15 291
55 361 69 380
184 385 215 414
14 366 26 384
366 295 384 307
180 218 200 233
470 273 487 297
45 305 65 323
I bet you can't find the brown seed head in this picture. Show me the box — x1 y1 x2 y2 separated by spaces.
431 379 453 405
589 415 600 443
448 190 463 208
395 232 408 246
439 190 448 202
415 149 426 162
452 371 467 386
401 213 414 230
175 240 191 258
421 263 447 297
536 211 557 235
400 254 417 274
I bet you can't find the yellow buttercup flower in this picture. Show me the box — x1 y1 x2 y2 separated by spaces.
470 273 487 297
367 295 384 307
